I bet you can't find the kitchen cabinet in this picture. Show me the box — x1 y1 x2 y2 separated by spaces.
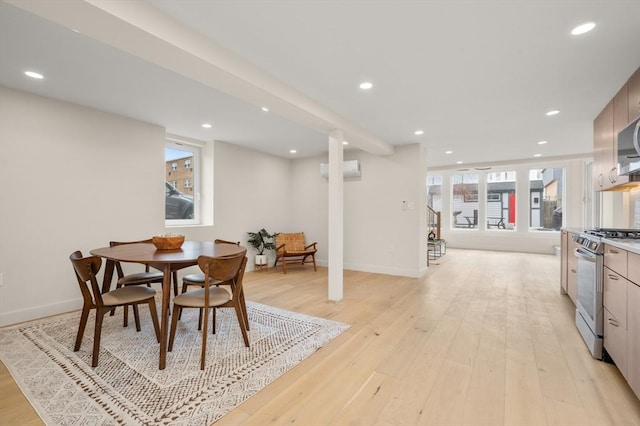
560 230 568 294
593 67 640 191
603 266 628 378
593 101 614 191
627 281 640 397
629 252 640 284
604 268 627 325
614 85 629 134
602 243 640 399
604 306 627 378
628 67 640 121
604 244 628 276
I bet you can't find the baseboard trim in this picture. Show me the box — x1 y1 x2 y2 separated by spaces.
0 298 83 327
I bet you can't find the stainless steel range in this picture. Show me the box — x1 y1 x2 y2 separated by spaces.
573 228 640 359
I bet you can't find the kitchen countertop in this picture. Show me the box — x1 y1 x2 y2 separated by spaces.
603 238 640 255
561 227 584 235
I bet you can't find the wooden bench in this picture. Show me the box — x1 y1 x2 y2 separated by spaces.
274 232 317 274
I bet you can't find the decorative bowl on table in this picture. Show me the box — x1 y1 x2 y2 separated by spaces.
152 234 185 250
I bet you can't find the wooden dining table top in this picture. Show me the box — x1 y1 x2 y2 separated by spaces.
90 240 246 265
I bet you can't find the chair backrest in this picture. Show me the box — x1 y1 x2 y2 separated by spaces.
70 251 104 306
275 233 306 252
197 250 246 285
214 239 240 245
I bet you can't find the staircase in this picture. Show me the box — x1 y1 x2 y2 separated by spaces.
427 206 446 263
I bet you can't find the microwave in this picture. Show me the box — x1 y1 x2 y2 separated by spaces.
618 116 640 175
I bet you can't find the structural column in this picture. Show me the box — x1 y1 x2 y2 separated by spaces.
328 129 344 301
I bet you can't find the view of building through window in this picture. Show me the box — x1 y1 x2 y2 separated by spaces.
427 167 564 232
165 142 198 222
486 171 516 230
530 168 563 230
452 173 479 229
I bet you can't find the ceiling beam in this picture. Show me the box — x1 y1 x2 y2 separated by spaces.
8 0 394 156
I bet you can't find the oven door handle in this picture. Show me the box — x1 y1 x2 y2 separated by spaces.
574 248 597 262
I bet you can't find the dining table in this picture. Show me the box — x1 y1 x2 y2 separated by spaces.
90 240 246 370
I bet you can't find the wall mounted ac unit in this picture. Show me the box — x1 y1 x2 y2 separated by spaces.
320 160 361 179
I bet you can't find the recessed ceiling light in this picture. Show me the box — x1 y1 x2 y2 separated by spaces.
456 161 464 164
289 149 297 154
414 130 424 136
359 82 373 90
546 110 560 116
24 71 43 79
72 28 81 33
343 141 349 145
537 140 548 145
533 154 542 157
445 150 453 154
201 123 212 128
571 22 596 35
261 106 269 112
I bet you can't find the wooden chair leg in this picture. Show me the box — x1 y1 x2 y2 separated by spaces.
172 271 179 296
239 288 249 331
234 302 250 347
74 305 91 351
168 304 181 351
211 307 216 334
123 305 129 327
92 310 105 367
148 299 161 342
133 304 141 332
312 254 317 271
178 282 188 320
198 308 203 330
200 305 209 370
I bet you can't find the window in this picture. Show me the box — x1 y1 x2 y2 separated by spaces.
487 171 516 230
529 167 564 230
452 173 479 229
427 175 442 211
165 140 199 224
427 175 443 237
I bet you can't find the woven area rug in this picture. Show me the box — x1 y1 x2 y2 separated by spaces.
0 301 349 425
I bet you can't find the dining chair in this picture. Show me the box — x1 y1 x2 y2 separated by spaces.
180 239 249 331
109 239 178 325
168 252 248 370
70 251 161 367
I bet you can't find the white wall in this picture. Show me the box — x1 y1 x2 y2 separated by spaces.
290 144 428 277
209 141 293 269
0 87 166 325
0 88 302 326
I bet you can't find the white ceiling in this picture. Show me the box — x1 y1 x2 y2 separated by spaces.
1 0 639 168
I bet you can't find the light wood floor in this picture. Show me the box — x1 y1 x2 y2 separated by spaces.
2 249 640 425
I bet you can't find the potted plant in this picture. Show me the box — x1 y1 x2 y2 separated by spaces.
247 229 276 266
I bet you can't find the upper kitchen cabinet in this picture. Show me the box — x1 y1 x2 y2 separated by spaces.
594 100 629 190
628 67 640 122
593 67 640 191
